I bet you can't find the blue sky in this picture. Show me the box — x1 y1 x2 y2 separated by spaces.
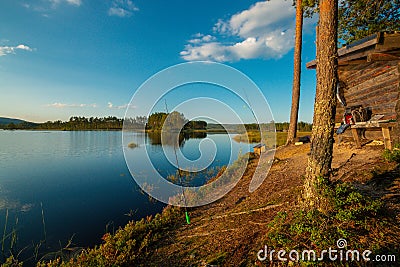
0 0 318 123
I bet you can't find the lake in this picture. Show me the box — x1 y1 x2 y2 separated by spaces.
0 130 255 262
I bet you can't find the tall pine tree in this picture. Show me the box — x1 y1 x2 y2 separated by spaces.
303 0 338 211
286 0 304 145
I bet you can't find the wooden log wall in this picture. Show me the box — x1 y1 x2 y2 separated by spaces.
336 60 400 123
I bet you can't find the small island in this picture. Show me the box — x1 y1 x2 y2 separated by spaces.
127 142 138 149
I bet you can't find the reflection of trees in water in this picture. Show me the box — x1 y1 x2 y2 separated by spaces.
147 131 207 146
166 165 224 187
147 131 185 146
183 131 207 140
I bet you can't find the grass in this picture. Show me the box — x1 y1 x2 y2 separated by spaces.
1 255 22 267
382 143 400 162
41 202 47 243
1 210 23 267
264 177 400 266
1 209 8 254
31 206 183 267
1 203 53 267
207 251 227 265
233 131 311 146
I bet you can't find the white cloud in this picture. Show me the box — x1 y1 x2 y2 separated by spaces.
107 102 134 109
48 0 82 7
116 104 128 109
16 44 32 51
181 0 314 62
108 7 131 17
188 34 216 44
180 42 231 62
0 44 33 57
22 0 81 17
66 0 82 6
46 102 97 108
108 0 139 17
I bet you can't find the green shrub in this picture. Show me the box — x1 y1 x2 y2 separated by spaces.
382 144 400 162
1 255 23 267
36 206 182 267
266 181 397 265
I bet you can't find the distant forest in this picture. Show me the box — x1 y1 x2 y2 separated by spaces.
0 116 127 130
0 115 312 132
244 121 312 132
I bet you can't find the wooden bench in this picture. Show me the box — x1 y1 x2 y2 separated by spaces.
350 122 396 150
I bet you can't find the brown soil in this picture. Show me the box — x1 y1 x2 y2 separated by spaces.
142 137 400 266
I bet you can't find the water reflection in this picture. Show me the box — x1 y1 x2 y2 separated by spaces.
146 131 207 146
147 131 185 146
0 130 255 265
0 197 34 212
183 131 207 139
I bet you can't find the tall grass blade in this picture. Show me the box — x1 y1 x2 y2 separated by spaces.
40 202 47 243
10 216 18 250
2 209 9 253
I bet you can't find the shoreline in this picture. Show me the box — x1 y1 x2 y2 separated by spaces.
5 142 400 266
0 128 234 134
26 142 400 266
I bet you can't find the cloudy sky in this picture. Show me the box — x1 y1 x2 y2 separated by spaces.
0 0 318 123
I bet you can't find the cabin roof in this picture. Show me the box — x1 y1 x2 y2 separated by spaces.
306 32 400 69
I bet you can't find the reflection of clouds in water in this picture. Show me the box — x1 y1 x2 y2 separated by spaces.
0 198 19 210
0 198 34 212
0 184 35 212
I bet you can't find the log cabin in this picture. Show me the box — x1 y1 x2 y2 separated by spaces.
306 32 400 149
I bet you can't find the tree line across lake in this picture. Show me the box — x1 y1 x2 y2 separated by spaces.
0 113 312 132
243 121 312 132
0 116 126 130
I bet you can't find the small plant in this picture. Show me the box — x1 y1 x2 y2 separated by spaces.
382 143 400 162
1 255 23 267
207 251 227 265
265 180 398 265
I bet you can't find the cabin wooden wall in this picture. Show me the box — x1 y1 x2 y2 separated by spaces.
336 60 400 123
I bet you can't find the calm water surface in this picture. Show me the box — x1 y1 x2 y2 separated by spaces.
0 130 254 261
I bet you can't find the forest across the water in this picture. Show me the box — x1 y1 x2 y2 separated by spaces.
0 115 312 132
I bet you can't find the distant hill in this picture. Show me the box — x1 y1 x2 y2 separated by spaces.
0 117 31 125
0 117 38 129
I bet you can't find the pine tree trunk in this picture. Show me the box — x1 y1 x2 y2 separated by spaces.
303 0 338 211
287 1 303 145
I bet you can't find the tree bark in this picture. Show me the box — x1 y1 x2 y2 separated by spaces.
287 1 304 145
303 0 338 211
